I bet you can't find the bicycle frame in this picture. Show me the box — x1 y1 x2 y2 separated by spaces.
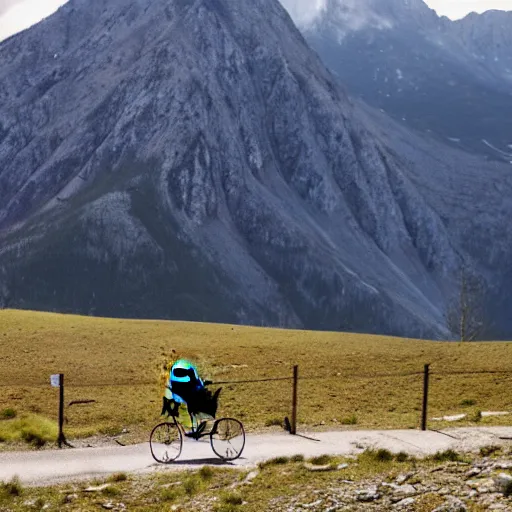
169 412 213 441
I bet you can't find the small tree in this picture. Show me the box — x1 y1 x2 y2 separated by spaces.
446 267 487 342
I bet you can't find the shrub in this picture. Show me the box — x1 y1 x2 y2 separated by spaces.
183 476 199 496
290 454 305 462
222 492 243 505
0 414 57 447
480 445 501 457
161 488 180 502
108 473 128 482
259 456 290 468
102 486 120 496
309 454 334 466
341 415 358 425
395 452 409 462
265 417 283 427
0 408 16 420
431 449 462 462
471 410 483 423
460 399 476 407
1 476 23 497
199 466 214 481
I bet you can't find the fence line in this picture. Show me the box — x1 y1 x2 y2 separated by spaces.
1 368 511 388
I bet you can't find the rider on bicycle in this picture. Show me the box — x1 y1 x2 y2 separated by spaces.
161 359 220 435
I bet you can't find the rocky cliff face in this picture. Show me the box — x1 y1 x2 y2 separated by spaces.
451 10 512 84
1 0 511 338
300 0 512 160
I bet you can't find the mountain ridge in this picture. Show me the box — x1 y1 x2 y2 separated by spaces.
1 0 512 338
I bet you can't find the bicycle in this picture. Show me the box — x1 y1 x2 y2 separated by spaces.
149 386 246 463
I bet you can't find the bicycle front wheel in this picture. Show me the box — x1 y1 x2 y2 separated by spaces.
210 418 245 461
150 422 183 463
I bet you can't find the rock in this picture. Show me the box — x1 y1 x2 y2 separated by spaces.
101 503 114 510
356 488 380 502
432 497 468 512
493 473 512 494
465 468 481 478
337 463 349 470
396 473 413 485
63 494 78 503
488 505 508 511
394 497 415 508
84 484 110 492
243 470 259 483
303 463 334 472
394 484 417 497
302 500 323 508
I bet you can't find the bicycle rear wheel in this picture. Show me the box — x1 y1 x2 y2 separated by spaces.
210 418 245 461
150 422 183 463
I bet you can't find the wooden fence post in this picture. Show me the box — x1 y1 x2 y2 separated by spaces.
291 365 298 435
421 364 430 431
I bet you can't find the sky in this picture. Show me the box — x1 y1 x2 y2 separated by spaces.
0 0 512 41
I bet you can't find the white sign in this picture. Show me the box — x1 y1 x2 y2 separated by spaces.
50 374 61 387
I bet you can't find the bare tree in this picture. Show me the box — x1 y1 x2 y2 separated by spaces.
446 266 487 342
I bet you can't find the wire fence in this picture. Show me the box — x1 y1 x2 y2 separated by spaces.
1 365 511 445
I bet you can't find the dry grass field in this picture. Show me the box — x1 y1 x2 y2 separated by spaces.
1 309 511 446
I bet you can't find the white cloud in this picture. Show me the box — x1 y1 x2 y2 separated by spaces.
279 0 327 26
0 0 66 41
427 0 512 19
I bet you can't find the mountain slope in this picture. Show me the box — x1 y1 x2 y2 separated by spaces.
1 0 511 338
301 0 512 159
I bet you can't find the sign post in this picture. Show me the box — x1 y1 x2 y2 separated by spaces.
51 373 68 448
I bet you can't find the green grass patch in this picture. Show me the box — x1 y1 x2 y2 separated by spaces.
430 449 462 462
108 473 128 482
341 415 358 425
183 476 200 496
0 414 57 447
222 491 243 505
0 408 16 420
259 456 290 468
199 466 214 481
264 417 283 427
309 454 335 466
1 476 23 498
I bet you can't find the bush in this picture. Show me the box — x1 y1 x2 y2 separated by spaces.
1 476 23 497
199 466 214 481
108 473 128 482
0 414 57 447
222 492 243 505
0 408 16 420
183 476 199 496
460 399 476 407
309 454 334 466
265 417 283 427
471 410 483 423
161 488 180 502
259 456 290 468
341 415 358 425
395 452 409 462
480 445 501 457
290 454 305 462
431 449 462 462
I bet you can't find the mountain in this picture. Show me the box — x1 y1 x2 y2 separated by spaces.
1 0 512 338
450 10 512 84
302 0 512 160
